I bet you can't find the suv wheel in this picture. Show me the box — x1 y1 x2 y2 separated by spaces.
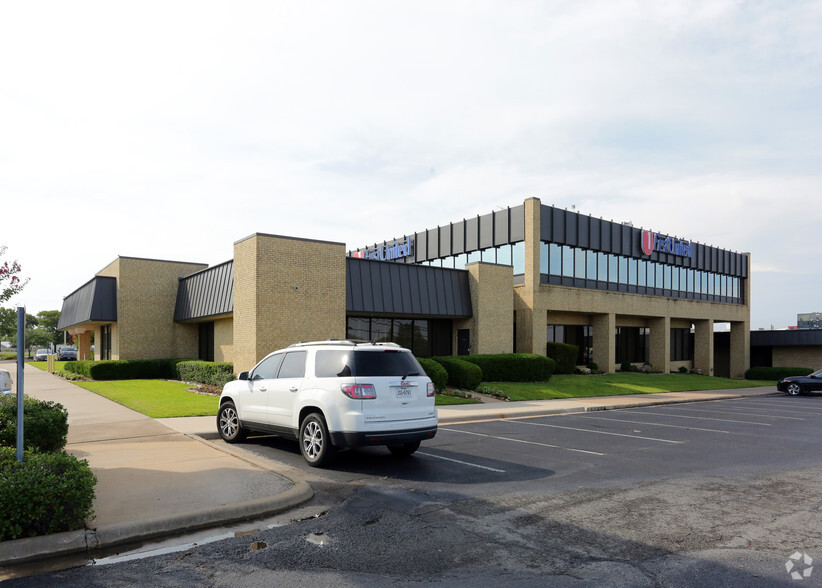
299 413 336 467
218 401 247 443
388 441 421 457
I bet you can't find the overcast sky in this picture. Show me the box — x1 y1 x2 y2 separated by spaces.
2 1 820 331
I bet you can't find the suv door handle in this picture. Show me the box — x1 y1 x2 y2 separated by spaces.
259 386 268 392
289 387 298 392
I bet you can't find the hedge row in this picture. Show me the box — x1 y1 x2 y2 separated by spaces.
417 358 448 393
64 358 184 380
431 357 483 390
546 342 578 374
745 366 814 381
0 447 96 541
175 361 236 387
459 353 555 382
0 395 69 453
64 359 236 387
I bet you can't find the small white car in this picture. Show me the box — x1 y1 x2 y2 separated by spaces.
217 340 437 466
0 368 13 395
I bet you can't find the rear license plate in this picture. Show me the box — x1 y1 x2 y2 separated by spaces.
394 387 414 399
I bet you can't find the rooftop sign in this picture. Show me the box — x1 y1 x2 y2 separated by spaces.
641 230 692 258
353 237 414 262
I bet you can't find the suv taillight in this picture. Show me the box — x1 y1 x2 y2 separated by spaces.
427 382 435 397
341 383 377 399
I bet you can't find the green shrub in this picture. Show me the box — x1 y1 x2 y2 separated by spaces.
64 359 188 380
586 361 599 372
678 366 688 373
431 357 483 390
546 342 578 374
745 366 813 381
0 447 96 541
175 361 236 387
620 361 636 372
459 353 555 382
0 395 69 453
417 358 448 392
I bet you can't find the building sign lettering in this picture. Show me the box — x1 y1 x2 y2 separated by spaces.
353 238 414 262
641 230 692 258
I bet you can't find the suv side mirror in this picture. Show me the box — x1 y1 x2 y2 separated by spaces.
238 371 249 381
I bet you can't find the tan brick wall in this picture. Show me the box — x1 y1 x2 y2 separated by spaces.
773 347 822 370
465 262 514 355
233 234 346 373
214 317 234 363
97 257 207 360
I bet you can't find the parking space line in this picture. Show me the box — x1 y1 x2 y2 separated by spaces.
441 427 606 456
741 400 822 413
511 420 683 444
626 410 773 426
417 452 506 473
710 403 820 416
579 415 731 434
663 406 804 420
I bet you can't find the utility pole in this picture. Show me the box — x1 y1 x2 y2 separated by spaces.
16 306 25 463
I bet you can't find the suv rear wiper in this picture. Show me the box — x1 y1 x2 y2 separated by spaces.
402 372 421 381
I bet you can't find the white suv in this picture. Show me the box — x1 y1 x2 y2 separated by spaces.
217 340 438 466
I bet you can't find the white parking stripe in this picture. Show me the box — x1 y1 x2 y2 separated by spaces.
627 410 772 426
742 400 822 413
511 420 683 444
417 452 506 473
663 406 804 420
707 403 818 416
580 415 731 434
441 427 606 456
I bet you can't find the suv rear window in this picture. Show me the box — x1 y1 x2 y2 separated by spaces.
314 349 423 378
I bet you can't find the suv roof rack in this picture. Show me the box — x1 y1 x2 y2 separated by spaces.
288 339 405 349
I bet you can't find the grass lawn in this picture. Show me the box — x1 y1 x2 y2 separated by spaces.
29 361 69 371
435 394 481 406
74 380 219 418
485 373 775 402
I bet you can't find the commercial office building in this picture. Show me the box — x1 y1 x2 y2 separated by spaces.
58 197 751 377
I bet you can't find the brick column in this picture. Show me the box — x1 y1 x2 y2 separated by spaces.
648 316 671 374
729 320 750 379
592 313 616 373
693 319 714 376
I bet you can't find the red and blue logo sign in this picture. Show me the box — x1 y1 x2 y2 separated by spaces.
641 230 692 258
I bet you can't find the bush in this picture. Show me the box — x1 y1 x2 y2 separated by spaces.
587 361 599 372
0 447 96 541
417 358 448 392
64 359 187 380
620 361 636 372
459 353 555 382
745 367 814 381
0 395 69 453
431 357 483 390
546 342 578 374
678 366 688 373
175 361 236 387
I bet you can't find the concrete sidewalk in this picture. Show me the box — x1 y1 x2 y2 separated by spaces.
0 361 779 568
0 363 312 567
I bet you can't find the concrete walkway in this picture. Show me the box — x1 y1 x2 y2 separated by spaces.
0 361 779 567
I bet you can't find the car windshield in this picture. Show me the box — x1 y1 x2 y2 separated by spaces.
315 349 423 378
37 349 48 354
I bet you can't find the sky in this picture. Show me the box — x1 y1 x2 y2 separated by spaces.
1 1 820 330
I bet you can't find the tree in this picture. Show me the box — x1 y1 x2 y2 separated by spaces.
0 311 40 344
35 310 61 346
0 245 29 304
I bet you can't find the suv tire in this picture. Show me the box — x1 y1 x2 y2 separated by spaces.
300 413 336 467
218 401 247 443
388 441 421 457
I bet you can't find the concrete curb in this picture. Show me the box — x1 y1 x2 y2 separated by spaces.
438 390 781 424
0 441 314 568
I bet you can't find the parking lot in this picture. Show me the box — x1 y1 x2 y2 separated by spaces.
237 394 822 492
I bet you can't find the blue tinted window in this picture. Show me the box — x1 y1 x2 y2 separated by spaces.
512 242 525 274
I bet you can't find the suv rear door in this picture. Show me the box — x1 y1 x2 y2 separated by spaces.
267 350 306 428
354 349 434 424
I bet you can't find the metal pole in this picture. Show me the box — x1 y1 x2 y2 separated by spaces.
16 306 25 463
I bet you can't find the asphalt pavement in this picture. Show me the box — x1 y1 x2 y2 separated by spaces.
0 361 778 569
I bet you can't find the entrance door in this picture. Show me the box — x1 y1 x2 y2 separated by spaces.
457 329 470 356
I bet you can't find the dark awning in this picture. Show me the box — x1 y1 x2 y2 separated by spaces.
58 276 117 330
174 260 234 322
346 257 472 318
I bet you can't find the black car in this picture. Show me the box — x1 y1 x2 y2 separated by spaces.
777 369 822 396
57 347 78 361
